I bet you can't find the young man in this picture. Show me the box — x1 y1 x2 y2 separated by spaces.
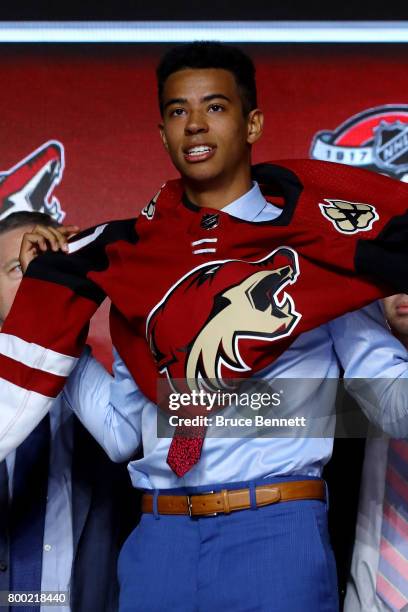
345 295 408 612
1 42 408 611
0 212 139 612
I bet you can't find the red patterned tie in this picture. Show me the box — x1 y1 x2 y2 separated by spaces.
166 422 206 477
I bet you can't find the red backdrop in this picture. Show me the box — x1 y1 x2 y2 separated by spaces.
1 43 406 366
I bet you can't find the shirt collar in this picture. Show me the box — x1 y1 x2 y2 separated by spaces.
222 181 274 222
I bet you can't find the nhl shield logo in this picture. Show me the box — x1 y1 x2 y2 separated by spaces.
200 213 219 230
319 199 379 234
373 120 408 174
310 104 408 180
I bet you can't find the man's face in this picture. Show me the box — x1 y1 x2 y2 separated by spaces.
383 294 408 339
0 226 31 327
159 68 262 190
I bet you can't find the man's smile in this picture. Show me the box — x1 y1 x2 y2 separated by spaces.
183 144 217 163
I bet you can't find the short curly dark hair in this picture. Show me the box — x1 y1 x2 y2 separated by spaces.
156 41 257 117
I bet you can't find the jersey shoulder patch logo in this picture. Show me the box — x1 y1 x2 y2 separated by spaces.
141 187 163 221
319 198 379 234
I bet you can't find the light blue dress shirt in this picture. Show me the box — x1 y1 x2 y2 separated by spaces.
6 393 74 611
63 182 408 490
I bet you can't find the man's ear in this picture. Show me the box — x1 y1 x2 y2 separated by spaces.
158 124 169 150
246 109 264 145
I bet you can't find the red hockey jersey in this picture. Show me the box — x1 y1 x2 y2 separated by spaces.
1 159 408 457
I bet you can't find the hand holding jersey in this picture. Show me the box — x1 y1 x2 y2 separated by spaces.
19 224 78 273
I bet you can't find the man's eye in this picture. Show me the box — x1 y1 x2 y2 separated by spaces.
170 108 186 117
209 104 224 112
9 264 23 278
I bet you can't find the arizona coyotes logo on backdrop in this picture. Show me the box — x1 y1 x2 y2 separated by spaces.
0 140 65 222
310 104 408 180
146 247 301 392
319 199 379 234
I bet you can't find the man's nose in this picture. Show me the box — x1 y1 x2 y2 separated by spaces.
185 110 208 135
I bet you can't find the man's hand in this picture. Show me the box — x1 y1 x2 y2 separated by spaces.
19 225 80 273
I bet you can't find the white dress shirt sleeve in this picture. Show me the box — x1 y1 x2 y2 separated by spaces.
62 347 146 462
328 301 408 437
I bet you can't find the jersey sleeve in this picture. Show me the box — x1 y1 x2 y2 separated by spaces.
0 220 136 459
279 159 408 295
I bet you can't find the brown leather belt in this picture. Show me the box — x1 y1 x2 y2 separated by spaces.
141 479 325 517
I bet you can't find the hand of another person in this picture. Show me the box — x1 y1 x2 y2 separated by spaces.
19 224 80 273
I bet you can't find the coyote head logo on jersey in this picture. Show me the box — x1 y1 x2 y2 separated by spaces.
146 247 301 392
